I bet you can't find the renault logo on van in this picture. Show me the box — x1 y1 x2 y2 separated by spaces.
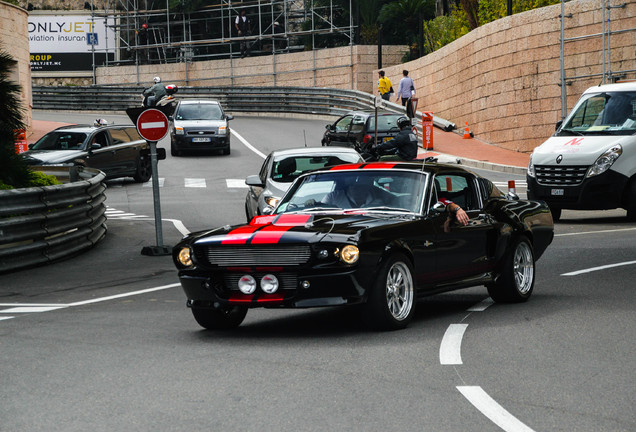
556 154 563 164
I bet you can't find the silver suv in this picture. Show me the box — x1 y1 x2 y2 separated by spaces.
170 99 233 156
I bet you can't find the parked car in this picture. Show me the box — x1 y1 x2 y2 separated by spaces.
22 124 152 182
244 146 364 221
527 81 636 221
321 111 409 152
169 99 233 156
174 162 554 331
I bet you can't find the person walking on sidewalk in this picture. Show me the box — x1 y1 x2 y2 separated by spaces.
377 70 393 101
395 70 415 107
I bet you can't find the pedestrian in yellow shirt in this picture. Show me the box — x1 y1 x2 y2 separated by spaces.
378 70 393 101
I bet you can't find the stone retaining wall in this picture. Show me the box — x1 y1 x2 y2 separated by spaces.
379 0 635 152
0 0 32 132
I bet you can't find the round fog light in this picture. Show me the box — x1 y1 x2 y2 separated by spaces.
238 275 256 294
261 274 279 294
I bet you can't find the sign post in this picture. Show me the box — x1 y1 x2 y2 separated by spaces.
134 108 171 256
422 111 434 151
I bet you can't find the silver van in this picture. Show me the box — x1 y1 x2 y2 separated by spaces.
527 82 636 221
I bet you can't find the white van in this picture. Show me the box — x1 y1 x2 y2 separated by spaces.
527 82 636 221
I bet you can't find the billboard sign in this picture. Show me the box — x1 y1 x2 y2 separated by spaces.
28 14 116 72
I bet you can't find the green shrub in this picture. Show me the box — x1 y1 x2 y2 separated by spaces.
29 171 61 187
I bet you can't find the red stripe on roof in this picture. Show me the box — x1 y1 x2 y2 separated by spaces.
363 162 397 169
330 163 363 170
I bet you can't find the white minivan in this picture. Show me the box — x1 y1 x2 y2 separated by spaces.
527 82 636 221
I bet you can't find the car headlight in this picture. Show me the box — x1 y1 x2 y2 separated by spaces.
339 245 359 264
527 154 535 178
265 196 280 208
587 145 622 178
177 247 193 266
218 125 227 135
174 126 184 135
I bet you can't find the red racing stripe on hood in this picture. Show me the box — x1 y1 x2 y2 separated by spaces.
221 225 261 244
250 214 311 244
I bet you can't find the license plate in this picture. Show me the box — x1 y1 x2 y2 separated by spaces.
551 188 564 196
192 137 211 143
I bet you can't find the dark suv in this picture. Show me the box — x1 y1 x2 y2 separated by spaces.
321 111 408 150
22 124 152 182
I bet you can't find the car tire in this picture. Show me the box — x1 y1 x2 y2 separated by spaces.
133 155 152 183
191 306 247 330
365 253 415 331
171 142 180 157
487 236 535 303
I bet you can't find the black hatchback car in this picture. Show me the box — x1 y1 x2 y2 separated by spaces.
173 162 554 331
22 124 152 182
321 111 408 150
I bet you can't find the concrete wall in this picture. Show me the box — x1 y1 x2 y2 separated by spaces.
95 45 408 94
379 0 636 153
0 0 32 133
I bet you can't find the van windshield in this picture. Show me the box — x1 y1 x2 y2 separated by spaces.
559 91 636 135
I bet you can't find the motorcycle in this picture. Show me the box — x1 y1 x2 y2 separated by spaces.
354 139 437 164
142 84 179 114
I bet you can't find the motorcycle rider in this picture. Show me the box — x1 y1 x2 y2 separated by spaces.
376 117 418 161
143 76 167 107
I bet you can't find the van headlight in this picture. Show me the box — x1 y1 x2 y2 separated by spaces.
587 145 622 178
218 125 227 135
527 154 535 178
174 126 184 135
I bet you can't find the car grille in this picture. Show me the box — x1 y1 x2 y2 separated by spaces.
186 130 216 136
202 245 312 267
535 165 589 186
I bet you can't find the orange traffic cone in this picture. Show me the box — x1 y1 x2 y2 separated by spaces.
462 122 472 139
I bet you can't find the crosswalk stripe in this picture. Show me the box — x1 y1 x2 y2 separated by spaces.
143 177 165 187
185 178 207 188
227 179 248 188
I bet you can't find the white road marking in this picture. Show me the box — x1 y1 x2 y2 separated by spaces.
555 227 636 237
467 298 494 312
67 283 181 307
457 386 536 432
231 129 267 159
439 323 468 365
0 316 14 321
227 179 248 188
143 177 165 187
0 306 65 313
184 178 206 188
561 260 636 276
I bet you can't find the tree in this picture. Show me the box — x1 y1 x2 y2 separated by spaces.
459 0 480 30
378 0 435 56
0 50 30 189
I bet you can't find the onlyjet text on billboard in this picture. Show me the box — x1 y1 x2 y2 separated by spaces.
29 14 116 72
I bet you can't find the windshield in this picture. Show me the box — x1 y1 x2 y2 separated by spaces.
31 132 88 150
271 154 362 183
175 103 223 121
560 91 636 135
275 170 427 214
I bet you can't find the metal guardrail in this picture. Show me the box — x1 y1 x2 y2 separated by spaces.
0 167 108 273
32 86 456 131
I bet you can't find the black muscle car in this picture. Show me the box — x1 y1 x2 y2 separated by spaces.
173 162 554 331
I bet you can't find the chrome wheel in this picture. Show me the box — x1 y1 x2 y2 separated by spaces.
513 241 534 295
385 261 414 321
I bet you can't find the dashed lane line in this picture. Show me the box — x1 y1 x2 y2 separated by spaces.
561 260 636 276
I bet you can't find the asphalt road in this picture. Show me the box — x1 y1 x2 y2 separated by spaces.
1 111 634 432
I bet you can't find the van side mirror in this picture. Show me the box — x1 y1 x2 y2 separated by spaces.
555 120 563 131
226 114 234 121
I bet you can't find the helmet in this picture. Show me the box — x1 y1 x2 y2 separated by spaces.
165 84 178 95
397 117 411 129
153 76 161 83
142 23 148 29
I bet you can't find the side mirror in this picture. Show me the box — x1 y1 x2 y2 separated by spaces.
555 120 563 131
90 143 101 151
168 115 173 121
432 201 447 214
245 174 264 188
226 114 234 121
326 124 334 131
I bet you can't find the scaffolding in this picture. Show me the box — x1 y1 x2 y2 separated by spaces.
558 0 635 118
89 0 354 68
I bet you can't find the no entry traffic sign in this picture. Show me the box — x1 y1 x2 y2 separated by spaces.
136 108 169 142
